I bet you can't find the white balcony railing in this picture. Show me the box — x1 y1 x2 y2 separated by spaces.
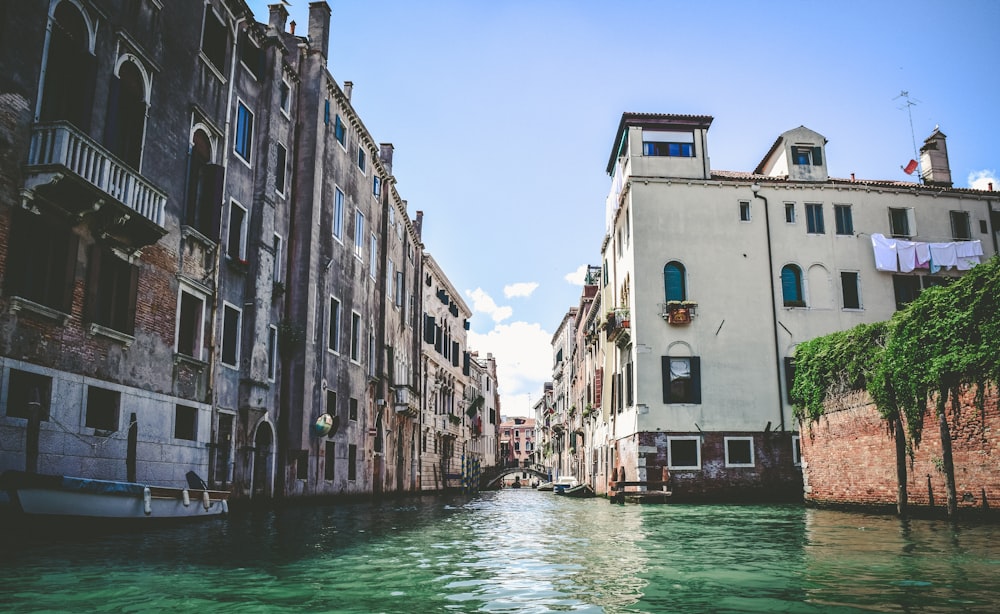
27 122 166 227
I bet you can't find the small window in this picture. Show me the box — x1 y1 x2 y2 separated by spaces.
221 303 241 367
327 390 338 417
201 6 227 73
238 30 263 79
273 233 283 283
267 325 278 381
295 450 308 480
350 312 361 362
834 204 853 235
950 211 971 240
792 435 801 466
177 289 206 359
781 265 805 307
275 143 287 195
642 130 695 157
792 146 822 166
980 220 989 234
892 275 921 310
663 261 686 302
369 232 378 279
368 333 377 378
5 209 77 313
279 80 291 115
324 441 336 480
354 210 366 259
349 397 358 421
335 114 346 146
889 207 914 238
357 145 366 173
5 370 52 421
668 436 701 469
725 437 754 467
86 386 120 432
348 444 357 480
805 203 825 234
662 356 701 404
234 101 253 164
333 187 345 240
784 203 795 224
86 246 138 335
841 271 861 309
739 201 751 222
328 297 341 352
395 271 405 308
373 176 381 198
324 99 330 125
227 200 248 261
174 405 197 441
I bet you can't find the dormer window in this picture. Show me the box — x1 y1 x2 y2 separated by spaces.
643 131 695 157
792 146 822 166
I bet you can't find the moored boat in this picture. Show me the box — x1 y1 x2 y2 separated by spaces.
0 470 229 521
552 476 579 495
562 484 596 498
536 481 554 491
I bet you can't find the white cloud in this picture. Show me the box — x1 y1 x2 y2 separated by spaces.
564 264 589 285
503 282 539 299
465 288 512 324
468 320 552 417
968 169 998 191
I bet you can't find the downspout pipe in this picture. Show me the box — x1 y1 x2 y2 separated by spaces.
751 183 787 432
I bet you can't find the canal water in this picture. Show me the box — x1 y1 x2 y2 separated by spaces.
1 488 998 613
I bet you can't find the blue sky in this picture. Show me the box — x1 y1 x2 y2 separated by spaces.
248 0 1000 416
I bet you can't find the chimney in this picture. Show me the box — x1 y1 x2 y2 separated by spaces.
268 3 288 32
343 81 353 101
415 210 423 240
379 143 394 175
919 126 952 188
308 1 332 58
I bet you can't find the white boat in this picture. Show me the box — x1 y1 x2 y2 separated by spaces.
552 476 579 494
0 470 229 521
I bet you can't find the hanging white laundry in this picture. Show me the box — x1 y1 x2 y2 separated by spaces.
929 242 958 271
955 240 984 258
896 241 917 273
957 255 980 271
871 233 898 272
914 242 931 269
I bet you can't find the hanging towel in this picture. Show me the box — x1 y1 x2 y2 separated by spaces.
914 242 931 269
896 241 917 273
956 240 984 258
929 242 958 271
957 255 980 271
871 233 898 272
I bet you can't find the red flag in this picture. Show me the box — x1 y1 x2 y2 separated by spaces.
903 159 918 175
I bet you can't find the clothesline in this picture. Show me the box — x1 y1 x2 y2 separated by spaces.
870 233 983 274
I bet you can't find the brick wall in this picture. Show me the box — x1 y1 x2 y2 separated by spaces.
800 384 1000 514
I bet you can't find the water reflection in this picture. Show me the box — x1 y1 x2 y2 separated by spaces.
1 491 998 613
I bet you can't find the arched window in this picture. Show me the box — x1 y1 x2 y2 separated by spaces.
781 265 804 306
39 1 96 129
105 59 147 169
664 261 686 302
185 129 223 239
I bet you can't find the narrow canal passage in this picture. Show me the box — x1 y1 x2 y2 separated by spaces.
2 489 999 612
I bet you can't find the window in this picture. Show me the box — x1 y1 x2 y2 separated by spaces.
5 370 52 421
662 356 701 404
273 233 283 283
781 265 804 307
834 204 853 235
327 390 338 417
221 303 241 367
725 437 754 467
279 80 291 115
238 30 263 79
295 450 308 480
39 2 96 130
642 130 694 157
176 289 206 359
275 143 287 195
184 129 222 239
333 187 345 240
105 60 147 169
792 146 822 166
324 99 330 125
783 357 796 405
368 332 376 378
334 114 346 146
663 261 686 302
892 275 922 310
227 199 248 261
354 210 365 259
234 101 253 164
267 325 278 381
201 5 227 73
395 271 405 308
784 203 795 224
369 233 378 279
739 201 751 222
889 207 914 238
805 203 825 234
348 444 357 480
668 436 700 469
324 441 336 480
86 386 120 432
792 435 801 466
373 176 381 198
350 312 361 362
841 271 861 309
349 397 358 421
4 209 77 313
386 259 395 303
328 297 341 352
86 246 138 335
357 145 366 173
950 211 971 240
174 405 197 441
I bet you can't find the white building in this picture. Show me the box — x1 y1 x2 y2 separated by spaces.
598 112 997 501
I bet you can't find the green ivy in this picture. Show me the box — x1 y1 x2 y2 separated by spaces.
793 256 1000 445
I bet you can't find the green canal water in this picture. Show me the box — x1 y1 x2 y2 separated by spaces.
1 488 998 613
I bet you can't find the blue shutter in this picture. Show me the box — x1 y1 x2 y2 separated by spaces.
781 266 801 303
664 263 685 301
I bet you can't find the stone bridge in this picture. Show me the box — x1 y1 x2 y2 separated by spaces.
480 462 550 490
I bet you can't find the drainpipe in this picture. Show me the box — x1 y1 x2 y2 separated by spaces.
751 183 786 432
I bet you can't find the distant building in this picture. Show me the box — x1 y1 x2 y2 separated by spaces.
499 416 536 469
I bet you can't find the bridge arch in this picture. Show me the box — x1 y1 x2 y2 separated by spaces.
482 464 549 490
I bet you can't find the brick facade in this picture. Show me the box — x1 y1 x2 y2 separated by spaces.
800 384 1000 515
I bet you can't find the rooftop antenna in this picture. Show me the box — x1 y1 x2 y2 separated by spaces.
894 90 922 180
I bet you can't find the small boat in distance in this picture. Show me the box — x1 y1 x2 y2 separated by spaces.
562 484 596 498
0 470 229 522
552 476 579 495
536 481 554 491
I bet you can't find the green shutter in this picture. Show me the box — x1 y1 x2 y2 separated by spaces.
812 147 823 166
